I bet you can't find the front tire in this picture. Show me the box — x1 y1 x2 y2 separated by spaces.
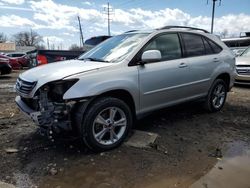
204 79 227 112
76 97 133 152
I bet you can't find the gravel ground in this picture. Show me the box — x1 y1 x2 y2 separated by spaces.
0 71 249 188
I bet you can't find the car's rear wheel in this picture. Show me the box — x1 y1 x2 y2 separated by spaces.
204 79 227 112
76 97 133 152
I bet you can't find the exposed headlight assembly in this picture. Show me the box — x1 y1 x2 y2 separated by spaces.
42 79 79 102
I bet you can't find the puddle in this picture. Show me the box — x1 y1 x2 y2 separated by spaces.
191 141 250 188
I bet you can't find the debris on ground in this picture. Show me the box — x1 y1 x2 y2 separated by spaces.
49 168 58 176
5 148 18 154
0 181 15 188
125 130 158 149
209 148 223 158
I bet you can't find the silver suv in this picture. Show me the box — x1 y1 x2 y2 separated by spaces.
15 26 235 151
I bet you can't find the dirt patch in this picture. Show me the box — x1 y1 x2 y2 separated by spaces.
0 71 249 188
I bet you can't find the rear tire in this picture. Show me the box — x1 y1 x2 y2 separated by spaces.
204 79 227 112
76 97 133 152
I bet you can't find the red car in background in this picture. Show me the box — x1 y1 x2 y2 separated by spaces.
0 58 12 75
6 53 30 67
0 54 21 70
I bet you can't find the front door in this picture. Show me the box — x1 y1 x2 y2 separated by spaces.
138 33 192 113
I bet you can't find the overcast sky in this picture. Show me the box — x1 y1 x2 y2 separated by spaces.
0 0 250 49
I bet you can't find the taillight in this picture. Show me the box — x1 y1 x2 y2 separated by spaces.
37 55 48 65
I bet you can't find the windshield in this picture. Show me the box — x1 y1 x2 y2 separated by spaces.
240 47 250 57
79 33 149 63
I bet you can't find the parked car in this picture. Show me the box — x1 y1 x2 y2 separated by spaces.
34 50 85 66
0 58 12 75
85 35 111 47
231 47 247 56
0 54 21 70
15 26 235 152
6 53 30 67
235 46 250 85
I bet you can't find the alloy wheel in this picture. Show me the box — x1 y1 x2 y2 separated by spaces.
92 107 127 145
212 84 226 109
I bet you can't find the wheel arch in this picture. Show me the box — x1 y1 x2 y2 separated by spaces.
93 89 136 119
73 89 137 123
215 73 231 91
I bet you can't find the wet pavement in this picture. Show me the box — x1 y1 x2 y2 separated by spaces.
191 141 250 188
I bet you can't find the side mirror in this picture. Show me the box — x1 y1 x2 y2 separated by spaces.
141 50 161 63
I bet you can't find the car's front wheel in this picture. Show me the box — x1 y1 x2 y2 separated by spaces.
204 79 227 112
76 97 133 152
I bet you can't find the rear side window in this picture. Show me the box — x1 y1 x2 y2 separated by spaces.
207 39 222 53
202 38 214 55
181 33 206 57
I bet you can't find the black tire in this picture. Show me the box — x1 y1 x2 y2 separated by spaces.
204 79 227 112
75 97 133 152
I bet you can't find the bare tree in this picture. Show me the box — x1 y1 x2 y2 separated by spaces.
36 44 46 50
0 33 7 43
220 29 228 39
13 30 43 46
69 44 84 51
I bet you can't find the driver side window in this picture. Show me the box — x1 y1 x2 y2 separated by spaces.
143 33 182 61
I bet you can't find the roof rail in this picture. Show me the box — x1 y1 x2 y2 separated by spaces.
158 26 209 33
124 30 139 33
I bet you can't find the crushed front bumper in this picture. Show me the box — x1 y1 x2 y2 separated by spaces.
15 96 72 132
15 96 37 120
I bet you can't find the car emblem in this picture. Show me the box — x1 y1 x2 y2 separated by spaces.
16 80 22 90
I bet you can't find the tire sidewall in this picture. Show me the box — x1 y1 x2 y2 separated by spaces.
207 79 227 112
81 97 133 152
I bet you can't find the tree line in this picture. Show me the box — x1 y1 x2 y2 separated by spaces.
0 31 83 51
0 31 46 50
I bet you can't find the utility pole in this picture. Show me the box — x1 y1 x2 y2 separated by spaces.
30 29 33 46
208 0 222 33
103 2 114 36
77 16 84 47
107 2 110 36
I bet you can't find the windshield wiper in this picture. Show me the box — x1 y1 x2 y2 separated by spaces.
80 57 109 63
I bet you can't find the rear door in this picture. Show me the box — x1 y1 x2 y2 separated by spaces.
180 33 222 96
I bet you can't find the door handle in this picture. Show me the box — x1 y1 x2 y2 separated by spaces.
179 62 188 68
213 58 220 62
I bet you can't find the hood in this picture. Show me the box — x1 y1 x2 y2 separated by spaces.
20 59 113 83
236 56 250 66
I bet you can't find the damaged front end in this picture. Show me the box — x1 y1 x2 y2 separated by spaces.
15 78 80 136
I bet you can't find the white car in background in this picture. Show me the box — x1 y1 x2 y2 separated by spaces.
235 46 250 85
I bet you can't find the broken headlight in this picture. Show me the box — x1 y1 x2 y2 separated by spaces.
46 79 79 102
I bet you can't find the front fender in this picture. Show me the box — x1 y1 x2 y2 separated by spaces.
63 66 140 111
